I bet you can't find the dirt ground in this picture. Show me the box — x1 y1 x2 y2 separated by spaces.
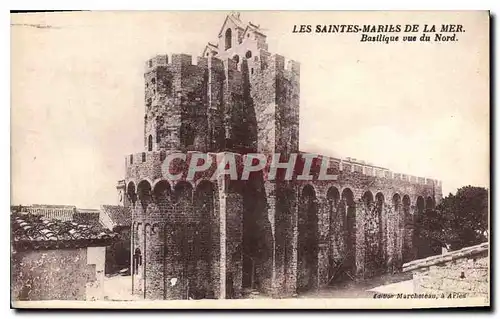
103 271 413 300
298 272 414 298
103 275 139 301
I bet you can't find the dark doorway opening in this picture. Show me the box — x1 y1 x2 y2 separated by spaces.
297 185 318 293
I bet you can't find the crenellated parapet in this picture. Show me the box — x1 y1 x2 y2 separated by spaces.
294 152 442 205
142 50 300 156
124 149 442 212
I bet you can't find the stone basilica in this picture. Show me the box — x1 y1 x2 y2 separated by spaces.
117 12 442 299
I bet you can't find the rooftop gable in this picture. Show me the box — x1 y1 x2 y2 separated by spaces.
217 12 245 37
242 24 266 39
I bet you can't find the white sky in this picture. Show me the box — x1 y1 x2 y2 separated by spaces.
11 11 489 208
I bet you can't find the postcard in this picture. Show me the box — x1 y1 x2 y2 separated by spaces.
10 10 490 309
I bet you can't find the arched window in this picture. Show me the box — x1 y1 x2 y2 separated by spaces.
245 51 252 59
225 28 232 50
362 190 374 208
148 135 153 151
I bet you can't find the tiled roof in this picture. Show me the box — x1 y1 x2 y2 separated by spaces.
101 205 131 228
402 242 489 272
11 212 117 251
73 211 103 228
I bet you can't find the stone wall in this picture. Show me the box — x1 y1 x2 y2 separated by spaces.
123 13 443 300
12 246 106 301
142 42 300 156
403 242 489 300
124 150 442 299
130 176 223 300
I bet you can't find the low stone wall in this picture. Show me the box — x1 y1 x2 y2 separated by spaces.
403 242 489 299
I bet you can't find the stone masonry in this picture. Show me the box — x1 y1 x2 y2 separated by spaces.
120 12 443 300
403 242 489 300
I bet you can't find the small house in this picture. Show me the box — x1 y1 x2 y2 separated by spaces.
11 212 117 301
